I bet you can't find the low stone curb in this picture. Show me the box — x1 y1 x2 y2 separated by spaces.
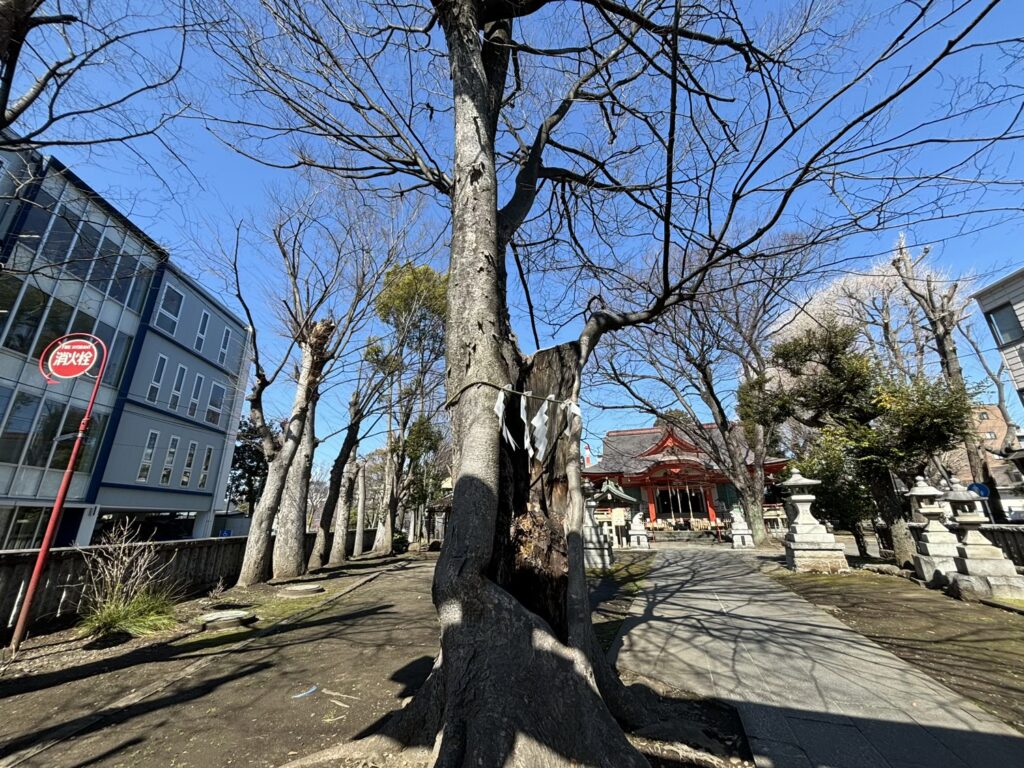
980 597 1024 616
0 563 404 768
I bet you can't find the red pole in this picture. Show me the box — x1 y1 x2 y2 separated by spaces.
8 334 106 656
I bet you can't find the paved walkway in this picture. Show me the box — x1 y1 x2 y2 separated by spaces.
612 546 1024 768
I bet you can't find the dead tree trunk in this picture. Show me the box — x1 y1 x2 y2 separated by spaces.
273 400 316 580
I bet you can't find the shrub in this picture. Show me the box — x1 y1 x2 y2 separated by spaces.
78 520 178 638
393 530 409 554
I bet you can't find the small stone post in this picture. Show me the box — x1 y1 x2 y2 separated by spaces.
781 470 848 573
729 505 755 549
582 485 614 569
907 477 958 587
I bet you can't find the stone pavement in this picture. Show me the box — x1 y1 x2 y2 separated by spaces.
611 546 1024 768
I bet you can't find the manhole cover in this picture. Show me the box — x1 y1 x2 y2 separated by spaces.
197 609 256 631
278 583 326 598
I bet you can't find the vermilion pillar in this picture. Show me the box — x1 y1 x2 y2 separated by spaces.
646 485 657 522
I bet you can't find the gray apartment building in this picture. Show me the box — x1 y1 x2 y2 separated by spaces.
975 266 1024 403
0 147 249 550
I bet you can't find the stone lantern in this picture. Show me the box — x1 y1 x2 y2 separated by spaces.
582 479 614 569
908 477 958 586
780 470 848 573
943 478 1024 600
729 505 755 549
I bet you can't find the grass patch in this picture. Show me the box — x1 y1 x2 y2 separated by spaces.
79 588 178 638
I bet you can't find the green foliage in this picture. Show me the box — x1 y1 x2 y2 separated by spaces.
80 588 178 638
375 263 447 356
228 417 273 512
771 320 977 526
791 427 873 531
406 416 443 463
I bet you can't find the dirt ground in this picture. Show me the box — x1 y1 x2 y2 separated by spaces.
1 550 747 768
773 567 1024 734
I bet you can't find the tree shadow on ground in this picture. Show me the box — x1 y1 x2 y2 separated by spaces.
0 604 394 700
0 663 272 759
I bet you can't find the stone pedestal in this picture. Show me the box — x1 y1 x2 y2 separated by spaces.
782 471 848 573
628 513 650 549
729 506 754 549
913 515 959 587
948 513 1024 600
583 501 614 569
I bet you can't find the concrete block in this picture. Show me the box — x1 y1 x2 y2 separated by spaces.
954 556 1018 577
912 554 955 586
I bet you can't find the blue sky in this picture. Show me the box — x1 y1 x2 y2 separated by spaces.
39 0 1024 463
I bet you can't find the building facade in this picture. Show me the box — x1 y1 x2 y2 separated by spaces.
0 149 249 550
583 426 789 538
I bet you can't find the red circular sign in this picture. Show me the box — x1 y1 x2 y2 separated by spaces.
46 338 100 380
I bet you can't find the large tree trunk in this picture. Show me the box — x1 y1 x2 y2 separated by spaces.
327 463 356 566
273 400 316 580
237 322 333 586
308 414 361 570
372 445 397 556
353 462 367 556
866 467 915 569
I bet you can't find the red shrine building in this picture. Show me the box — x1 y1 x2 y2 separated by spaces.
582 426 788 530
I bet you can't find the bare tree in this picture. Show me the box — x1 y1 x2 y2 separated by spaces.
0 1 195 149
205 1 1024 763
598 256 808 544
235 189 397 586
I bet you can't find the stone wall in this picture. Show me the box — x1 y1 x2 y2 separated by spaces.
0 529 378 641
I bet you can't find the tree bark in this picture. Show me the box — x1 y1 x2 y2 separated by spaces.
308 411 361 570
237 321 333 586
327 463 356 566
353 462 367 556
273 399 316 580
866 467 914 568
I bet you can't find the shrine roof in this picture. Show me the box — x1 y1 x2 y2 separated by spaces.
584 425 786 478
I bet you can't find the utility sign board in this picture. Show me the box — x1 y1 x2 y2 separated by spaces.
43 337 100 381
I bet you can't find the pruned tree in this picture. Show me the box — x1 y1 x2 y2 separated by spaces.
234 187 398 586
203 0 1024 763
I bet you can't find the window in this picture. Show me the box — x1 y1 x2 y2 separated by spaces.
108 252 136 304
0 272 23 337
986 304 1024 346
206 383 226 426
137 430 160 482
195 311 209 352
39 206 78 265
127 266 152 313
24 399 65 467
69 309 96 337
198 446 214 489
978 412 990 421
160 436 180 485
169 365 187 410
30 297 73 360
147 355 167 403
65 222 100 281
218 328 232 366
17 188 57 254
188 374 204 418
102 331 132 388
155 285 184 335
0 391 42 464
75 411 108 473
3 284 47 353
180 441 198 487
5 507 45 550
983 431 998 440
90 236 120 294
0 386 12 426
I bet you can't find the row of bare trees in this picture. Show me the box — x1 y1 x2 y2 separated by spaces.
6 0 1023 765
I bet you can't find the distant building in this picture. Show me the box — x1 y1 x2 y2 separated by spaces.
0 148 249 549
942 404 1024 519
975 267 1024 402
583 426 788 537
